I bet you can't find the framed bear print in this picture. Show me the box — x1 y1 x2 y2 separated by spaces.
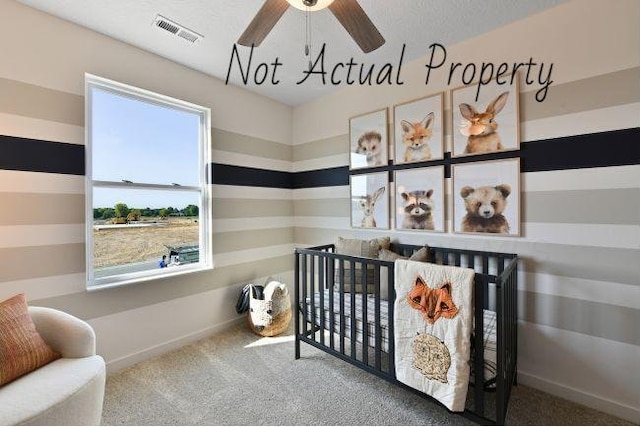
349 108 388 170
452 158 520 236
394 166 445 233
393 92 444 164
350 172 389 229
451 74 520 158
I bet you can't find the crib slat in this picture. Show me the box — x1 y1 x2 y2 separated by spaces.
473 276 485 417
387 266 395 376
361 262 369 366
318 255 325 346
328 256 335 352
339 260 346 355
350 260 357 360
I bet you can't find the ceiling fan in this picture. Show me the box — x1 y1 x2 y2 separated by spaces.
238 0 385 53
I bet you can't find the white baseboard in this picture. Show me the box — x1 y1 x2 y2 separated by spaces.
518 370 640 424
105 316 246 374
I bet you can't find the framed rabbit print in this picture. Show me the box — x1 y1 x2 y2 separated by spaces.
452 158 520 236
394 166 445 232
451 74 520 158
349 109 388 170
393 92 444 164
350 172 389 229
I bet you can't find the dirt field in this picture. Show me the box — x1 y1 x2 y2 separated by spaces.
93 217 199 268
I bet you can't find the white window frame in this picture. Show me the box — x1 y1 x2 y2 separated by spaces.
85 73 212 290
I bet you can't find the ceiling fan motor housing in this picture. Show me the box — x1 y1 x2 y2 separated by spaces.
303 0 319 6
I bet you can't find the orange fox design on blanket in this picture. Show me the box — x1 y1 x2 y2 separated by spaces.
406 276 458 324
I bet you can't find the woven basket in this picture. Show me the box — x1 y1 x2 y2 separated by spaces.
248 281 291 337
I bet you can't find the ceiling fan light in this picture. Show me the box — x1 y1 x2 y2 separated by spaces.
286 0 335 12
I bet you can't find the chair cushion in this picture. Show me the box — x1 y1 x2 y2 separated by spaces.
0 294 60 386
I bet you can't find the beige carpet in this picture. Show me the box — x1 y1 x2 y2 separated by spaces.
102 322 633 425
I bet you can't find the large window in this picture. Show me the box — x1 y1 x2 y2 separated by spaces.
85 74 211 289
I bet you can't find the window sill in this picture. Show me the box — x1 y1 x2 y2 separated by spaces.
87 263 214 292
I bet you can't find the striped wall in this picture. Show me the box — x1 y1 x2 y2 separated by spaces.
0 0 295 372
291 0 640 422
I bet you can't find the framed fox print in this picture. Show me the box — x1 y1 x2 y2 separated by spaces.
451 74 520 158
350 172 389 229
394 166 445 233
452 158 520 236
349 108 388 170
393 92 444 164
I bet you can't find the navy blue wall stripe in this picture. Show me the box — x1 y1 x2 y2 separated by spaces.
0 135 84 176
1 128 638 187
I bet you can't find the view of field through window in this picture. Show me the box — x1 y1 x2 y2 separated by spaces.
90 82 205 280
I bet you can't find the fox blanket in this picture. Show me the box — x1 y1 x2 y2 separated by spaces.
394 260 475 412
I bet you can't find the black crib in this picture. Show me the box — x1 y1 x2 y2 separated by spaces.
294 243 518 425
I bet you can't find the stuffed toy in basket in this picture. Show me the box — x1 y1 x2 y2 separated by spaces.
248 280 291 337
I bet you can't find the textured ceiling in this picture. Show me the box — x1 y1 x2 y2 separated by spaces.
15 0 565 106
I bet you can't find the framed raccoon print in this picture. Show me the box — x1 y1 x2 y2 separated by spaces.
452 158 520 236
394 166 445 233
393 92 444 164
349 108 389 170
350 172 389 229
451 74 520 158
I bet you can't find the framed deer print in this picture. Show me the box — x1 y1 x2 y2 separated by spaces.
451 74 520 158
349 108 388 170
394 166 445 232
452 158 520 236
350 172 389 229
393 92 444 164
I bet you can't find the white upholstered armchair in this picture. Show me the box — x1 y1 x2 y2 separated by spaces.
0 307 106 425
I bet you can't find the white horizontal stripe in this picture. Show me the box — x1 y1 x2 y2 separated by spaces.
0 112 84 145
521 103 640 143
213 184 292 200
0 170 84 194
521 271 640 310
518 321 640 423
213 244 294 268
293 153 348 173
0 273 86 301
292 186 349 200
522 165 640 192
213 217 293 233
0 224 85 248
212 150 291 173
522 223 639 249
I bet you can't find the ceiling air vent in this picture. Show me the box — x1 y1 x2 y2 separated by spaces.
153 14 203 43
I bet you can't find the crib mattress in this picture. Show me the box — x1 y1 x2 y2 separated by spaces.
304 290 497 385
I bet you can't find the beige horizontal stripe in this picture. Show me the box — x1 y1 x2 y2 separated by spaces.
293 186 350 200
0 193 84 225
521 291 640 346
0 170 84 194
524 189 639 225
292 153 348 173
521 67 640 122
0 112 84 145
0 224 85 248
213 244 294 268
212 128 291 162
294 227 640 285
294 198 350 217
213 228 293 253
0 243 85 282
212 149 291 172
293 134 348 162
294 188 639 226
0 273 86 301
29 254 293 320
213 198 293 219
0 77 83 126
212 217 293 233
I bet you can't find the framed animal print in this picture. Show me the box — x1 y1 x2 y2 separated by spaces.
394 166 445 233
393 92 444 164
350 172 389 229
349 108 388 170
451 74 520 158
452 158 520 236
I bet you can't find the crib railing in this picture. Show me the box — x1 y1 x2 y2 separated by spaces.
294 243 518 425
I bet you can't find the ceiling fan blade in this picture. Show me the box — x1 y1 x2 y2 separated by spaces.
238 0 290 47
328 0 385 53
